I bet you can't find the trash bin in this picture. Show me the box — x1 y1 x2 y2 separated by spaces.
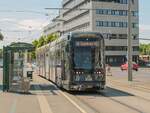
19 77 30 93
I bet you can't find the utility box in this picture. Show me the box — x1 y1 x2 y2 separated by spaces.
3 42 35 93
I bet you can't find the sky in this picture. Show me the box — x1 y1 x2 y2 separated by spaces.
139 0 150 43
0 0 61 48
0 0 150 48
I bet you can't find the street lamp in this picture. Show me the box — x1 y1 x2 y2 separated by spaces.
128 0 133 81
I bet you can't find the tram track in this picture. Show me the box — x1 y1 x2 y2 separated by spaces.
60 90 144 113
66 77 150 113
37 75 150 113
37 75 139 113
72 88 149 113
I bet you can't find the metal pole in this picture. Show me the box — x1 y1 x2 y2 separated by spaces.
128 0 132 81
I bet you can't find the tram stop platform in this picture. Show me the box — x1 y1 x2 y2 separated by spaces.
106 67 150 100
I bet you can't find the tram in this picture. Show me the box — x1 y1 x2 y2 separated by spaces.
36 32 106 91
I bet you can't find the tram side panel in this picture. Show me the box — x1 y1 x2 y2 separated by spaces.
45 52 49 79
36 51 43 76
48 42 69 88
42 54 45 78
55 44 62 85
49 47 56 83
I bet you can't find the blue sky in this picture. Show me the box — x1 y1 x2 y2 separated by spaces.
139 0 150 43
0 0 61 48
0 0 150 48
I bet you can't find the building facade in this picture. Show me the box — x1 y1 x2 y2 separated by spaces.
43 0 139 66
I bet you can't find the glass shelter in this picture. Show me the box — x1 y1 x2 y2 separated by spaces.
3 42 34 92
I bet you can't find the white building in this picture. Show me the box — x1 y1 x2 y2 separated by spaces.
43 16 63 35
43 0 139 66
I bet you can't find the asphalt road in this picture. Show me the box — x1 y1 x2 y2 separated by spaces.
0 68 150 113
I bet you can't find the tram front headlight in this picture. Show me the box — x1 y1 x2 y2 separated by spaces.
96 71 100 74
94 71 101 74
75 71 84 75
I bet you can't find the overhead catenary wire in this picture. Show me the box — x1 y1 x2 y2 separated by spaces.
138 38 150 41
0 10 57 16
45 7 100 11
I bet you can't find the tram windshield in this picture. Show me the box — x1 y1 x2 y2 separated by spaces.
73 46 102 70
74 47 92 69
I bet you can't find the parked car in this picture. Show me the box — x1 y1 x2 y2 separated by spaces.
120 62 139 71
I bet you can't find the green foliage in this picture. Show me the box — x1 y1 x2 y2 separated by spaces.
31 51 36 59
31 33 59 59
37 36 45 47
45 33 59 44
0 32 4 40
0 49 3 58
140 43 150 55
32 40 39 49
32 33 59 48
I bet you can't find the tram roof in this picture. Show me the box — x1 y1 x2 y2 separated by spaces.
37 32 103 51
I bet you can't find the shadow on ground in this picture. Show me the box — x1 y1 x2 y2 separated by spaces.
70 86 134 97
29 84 58 95
0 85 2 91
0 84 58 95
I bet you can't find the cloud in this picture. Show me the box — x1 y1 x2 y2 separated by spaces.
139 24 150 37
0 18 16 22
139 24 150 43
140 24 150 32
17 19 50 30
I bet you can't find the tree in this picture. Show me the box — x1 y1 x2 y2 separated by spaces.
31 33 59 59
0 49 3 58
45 33 59 44
139 43 150 55
32 40 39 49
0 32 4 40
32 33 59 48
37 36 45 47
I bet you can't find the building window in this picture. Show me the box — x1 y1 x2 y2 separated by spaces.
92 0 128 4
132 11 138 17
96 21 128 28
106 46 127 51
96 9 138 17
133 46 139 51
106 46 139 51
120 0 128 4
132 23 139 28
96 9 128 16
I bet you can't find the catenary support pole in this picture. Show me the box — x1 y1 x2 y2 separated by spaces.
128 0 132 81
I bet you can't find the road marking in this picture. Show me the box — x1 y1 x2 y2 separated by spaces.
9 99 17 113
58 90 88 113
35 76 88 113
34 85 53 113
